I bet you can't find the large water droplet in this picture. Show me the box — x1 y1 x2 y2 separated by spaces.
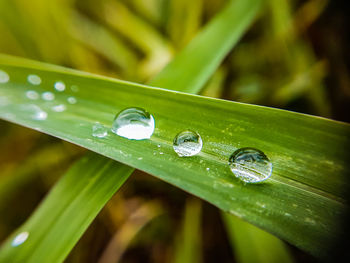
111 107 155 140
0 70 9 83
54 81 65 92
26 90 39 100
27 74 41 85
11 232 29 247
229 147 272 183
92 122 108 138
173 130 203 157
42 91 55 101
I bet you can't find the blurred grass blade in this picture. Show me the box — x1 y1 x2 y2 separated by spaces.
173 199 202 263
0 153 133 263
222 213 293 263
98 200 163 263
0 54 349 259
150 0 263 93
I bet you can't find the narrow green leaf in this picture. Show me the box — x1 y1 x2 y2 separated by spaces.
0 54 349 258
222 212 293 263
150 0 263 93
0 153 133 263
173 199 202 263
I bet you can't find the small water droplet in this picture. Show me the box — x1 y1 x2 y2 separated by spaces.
229 147 272 183
71 85 79 92
22 104 48 120
26 90 39 100
67 96 77 104
52 104 66 112
27 74 41 85
12 232 29 247
137 157 143 160
206 167 210 171
111 107 155 140
0 70 9 83
173 130 202 157
157 144 161 148
54 81 66 91
159 152 164 155
92 122 108 138
42 92 55 101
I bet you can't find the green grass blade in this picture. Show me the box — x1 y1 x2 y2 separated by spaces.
222 213 293 263
173 199 202 263
0 55 349 258
150 0 263 93
0 153 133 263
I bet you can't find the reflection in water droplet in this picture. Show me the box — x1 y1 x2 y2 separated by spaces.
42 91 55 101
92 122 108 138
54 81 65 91
173 130 202 157
12 232 29 247
52 104 66 112
27 74 41 85
229 147 272 183
0 70 9 83
111 107 155 140
67 96 77 104
26 90 39 100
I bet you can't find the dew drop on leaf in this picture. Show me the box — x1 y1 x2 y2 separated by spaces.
0 70 9 83
26 90 39 100
27 74 41 85
173 130 203 157
42 91 55 101
11 231 29 247
111 107 155 140
67 96 77 104
229 147 272 183
51 104 66 112
92 122 108 138
54 81 65 92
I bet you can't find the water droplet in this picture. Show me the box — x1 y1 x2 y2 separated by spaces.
27 74 41 85
67 96 77 104
52 104 66 112
159 152 164 155
173 130 202 157
0 70 9 83
111 107 155 140
92 122 108 138
229 147 272 183
23 104 48 120
42 91 55 101
157 144 161 148
54 81 65 91
26 90 39 100
206 167 210 171
71 85 79 92
11 232 29 247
